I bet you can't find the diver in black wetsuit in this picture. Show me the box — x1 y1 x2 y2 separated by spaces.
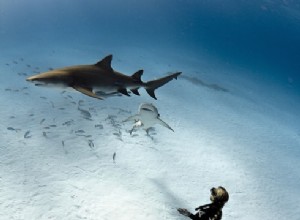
177 186 229 220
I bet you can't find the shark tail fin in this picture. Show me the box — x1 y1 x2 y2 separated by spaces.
144 72 181 99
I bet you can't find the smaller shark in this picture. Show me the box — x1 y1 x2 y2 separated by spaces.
123 103 174 134
26 54 181 100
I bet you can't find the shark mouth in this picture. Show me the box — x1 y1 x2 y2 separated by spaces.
141 107 153 112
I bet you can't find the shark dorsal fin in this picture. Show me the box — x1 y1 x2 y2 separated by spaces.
132 70 143 83
95 55 113 71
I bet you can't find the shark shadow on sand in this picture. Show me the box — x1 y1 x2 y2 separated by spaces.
180 75 229 92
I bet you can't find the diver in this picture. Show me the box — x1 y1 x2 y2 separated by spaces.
177 186 229 220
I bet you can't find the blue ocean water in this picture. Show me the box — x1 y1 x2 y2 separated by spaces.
1 1 300 219
1 0 299 89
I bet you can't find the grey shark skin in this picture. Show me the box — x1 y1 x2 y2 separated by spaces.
124 103 174 134
26 55 181 100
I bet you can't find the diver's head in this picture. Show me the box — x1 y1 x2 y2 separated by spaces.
210 186 229 206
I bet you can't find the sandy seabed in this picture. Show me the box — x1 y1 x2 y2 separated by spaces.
0 44 299 220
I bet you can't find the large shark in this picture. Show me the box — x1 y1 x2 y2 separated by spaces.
123 103 174 134
26 54 181 100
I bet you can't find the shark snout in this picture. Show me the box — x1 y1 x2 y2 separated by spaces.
26 76 37 81
26 75 49 83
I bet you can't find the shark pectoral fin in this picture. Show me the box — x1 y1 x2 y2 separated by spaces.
123 114 139 122
118 88 130 96
157 118 174 132
72 86 103 100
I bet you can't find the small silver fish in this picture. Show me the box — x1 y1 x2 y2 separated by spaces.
62 120 74 126
95 124 103 129
88 140 94 148
78 107 92 119
24 131 31 138
113 152 116 163
75 130 85 134
7 127 15 131
40 118 46 124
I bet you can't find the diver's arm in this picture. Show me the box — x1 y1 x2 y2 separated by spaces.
177 208 199 220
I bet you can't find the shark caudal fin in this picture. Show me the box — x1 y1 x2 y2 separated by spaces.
144 72 181 99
